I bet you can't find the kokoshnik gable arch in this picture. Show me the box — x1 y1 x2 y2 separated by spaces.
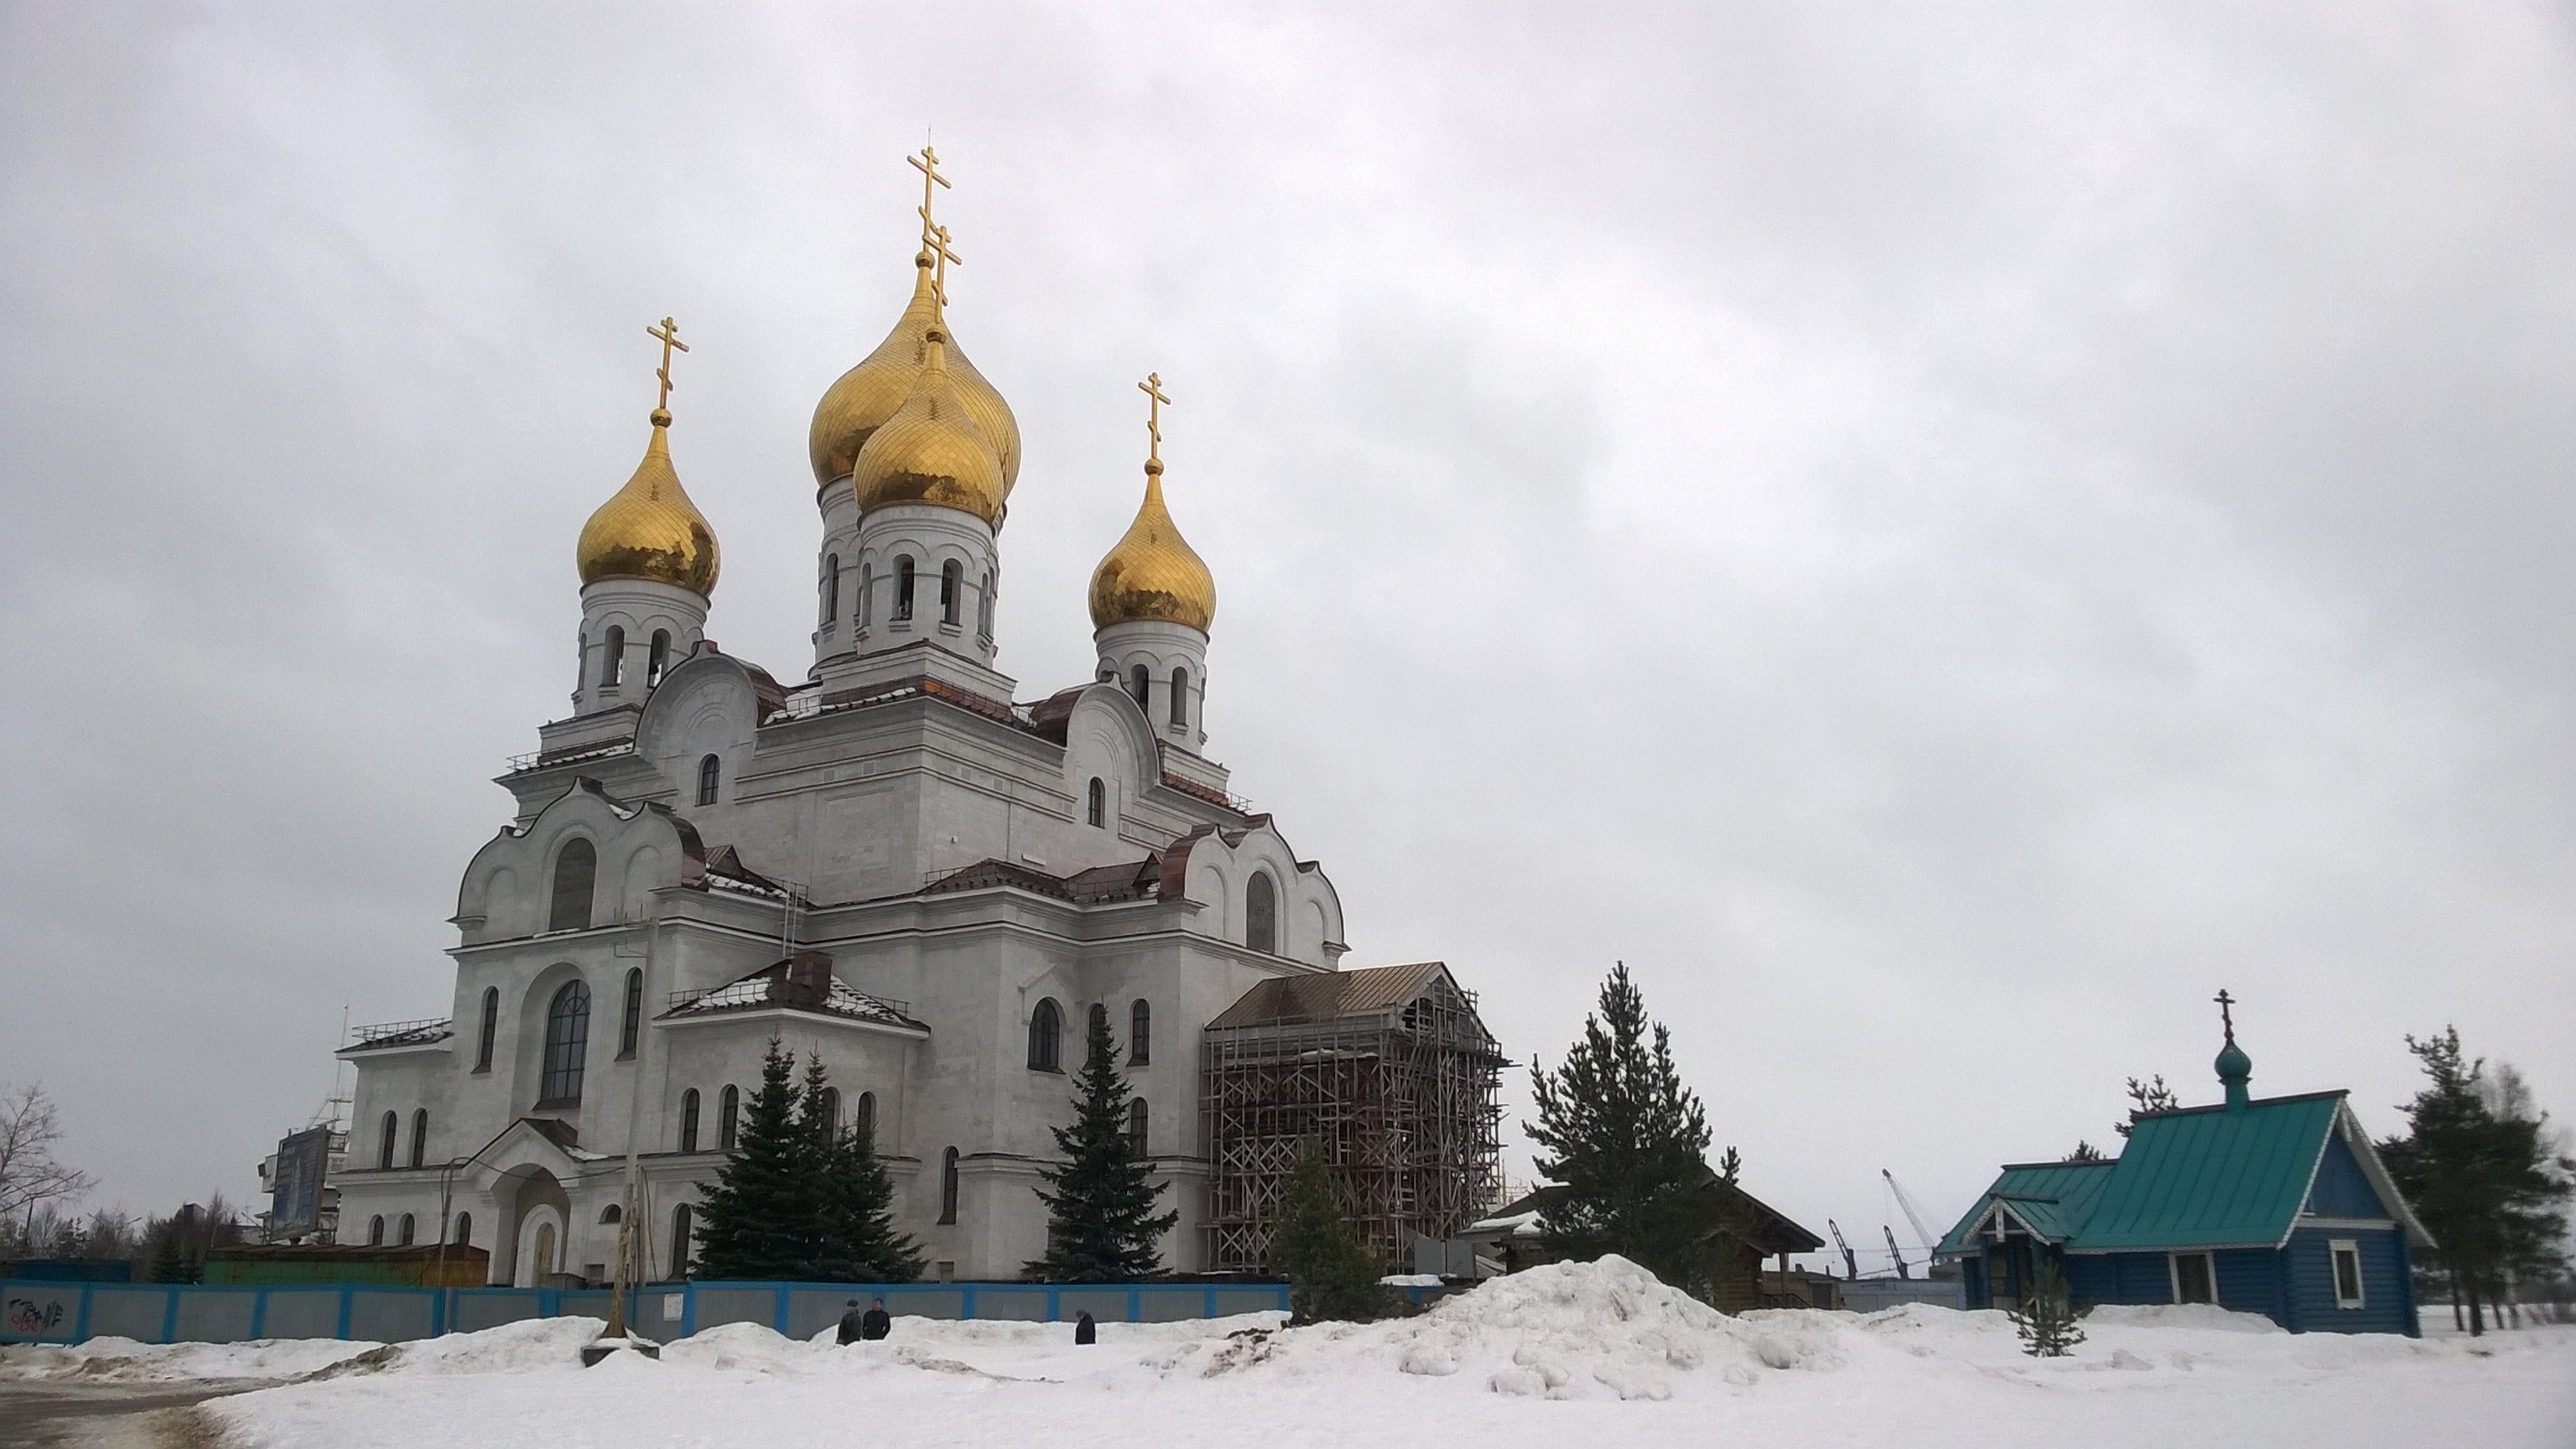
325 153 1501 1286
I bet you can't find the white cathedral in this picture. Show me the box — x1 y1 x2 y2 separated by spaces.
328 165 1499 1288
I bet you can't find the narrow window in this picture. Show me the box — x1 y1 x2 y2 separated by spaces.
397 1213 416 1246
577 631 588 690
1027 999 1062 1072
822 553 841 624
855 1091 877 1150
858 563 874 626
696 754 720 808
409 1109 428 1169
378 1110 397 1170
474 986 499 1072
895 556 916 621
678 1088 701 1152
1086 777 1107 828
1127 1099 1149 1157
600 626 625 687
548 839 596 932
1130 664 1150 707
538 980 591 1104
820 1086 841 1136
978 571 994 637
2330 1240 2366 1308
671 1204 694 1276
367 1215 385 1246
719 1084 740 1149
619 967 643 1057
939 1147 960 1224
1088 1003 1109 1064
2172 1251 2215 1306
1246 873 1278 955
940 559 962 625
1130 1000 1151 1066
1171 667 1190 728
453 1211 471 1246
646 630 671 687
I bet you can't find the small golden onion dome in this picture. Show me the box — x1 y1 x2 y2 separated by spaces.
851 329 1007 528
575 410 720 595
808 253 1021 495
1088 460 1216 633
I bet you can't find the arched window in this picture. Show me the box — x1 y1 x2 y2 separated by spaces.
671 1203 694 1276
367 1214 385 1246
619 968 643 1057
600 626 625 687
1130 1000 1151 1066
600 1203 622 1225
1247 873 1278 956
539 980 591 1104
822 553 841 624
1027 999 1062 1072
696 754 720 807
1127 1099 1149 1157
377 1110 397 1170
397 1213 416 1246
646 630 671 687
1086 777 1107 828
858 563 874 626
894 556 916 621
453 1211 472 1246
409 1109 428 1170
548 839 595 932
474 986 499 1072
678 1088 701 1152
1171 667 1190 728
1088 1003 1109 1064
978 571 994 637
939 1147 960 1224
719 1084 740 1149
855 1091 877 1149
819 1086 841 1137
940 559 963 625
1130 664 1150 707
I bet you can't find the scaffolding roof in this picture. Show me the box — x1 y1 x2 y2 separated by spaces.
1204 961 1462 1032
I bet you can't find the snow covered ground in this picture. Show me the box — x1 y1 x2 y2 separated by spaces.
8 1260 2571 1448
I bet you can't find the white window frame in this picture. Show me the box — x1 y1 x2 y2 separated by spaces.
2329 1238 2365 1310
2168 1250 2216 1306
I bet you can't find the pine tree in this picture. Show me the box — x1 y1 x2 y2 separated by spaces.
2116 1075 2178 1139
2010 1260 2087 1358
1027 1007 1176 1280
2381 1027 2573 1335
810 1061 923 1283
1526 962 1717 1294
693 1039 813 1280
1267 1137 1384 1322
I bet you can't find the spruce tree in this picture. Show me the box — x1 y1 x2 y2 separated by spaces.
810 1062 923 1282
1027 1007 1176 1280
693 1038 812 1280
1267 1137 1385 1322
2381 1027 2573 1335
1526 962 1717 1293
2010 1260 2086 1358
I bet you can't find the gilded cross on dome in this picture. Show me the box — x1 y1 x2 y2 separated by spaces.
909 146 960 304
1138 371 1171 467
647 316 688 420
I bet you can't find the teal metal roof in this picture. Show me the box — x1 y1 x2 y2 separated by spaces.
1942 1091 2380 1255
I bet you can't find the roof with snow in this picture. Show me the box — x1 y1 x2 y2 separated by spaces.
661 953 924 1031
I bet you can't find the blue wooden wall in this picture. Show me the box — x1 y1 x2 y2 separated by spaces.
2277 1228 2414 1336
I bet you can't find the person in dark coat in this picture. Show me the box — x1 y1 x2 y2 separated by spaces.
860 1297 892 1341
1073 1310 1097 1345
836 1299 867 1345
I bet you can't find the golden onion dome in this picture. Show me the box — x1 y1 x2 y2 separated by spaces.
808 253 1021 496
851 328 1007 528
1088 459 1216 633
575 410 720 595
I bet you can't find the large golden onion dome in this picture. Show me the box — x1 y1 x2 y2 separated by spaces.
576 410 720 595
1088 459 1215 633
851 329 1007 528
808 253 1021 495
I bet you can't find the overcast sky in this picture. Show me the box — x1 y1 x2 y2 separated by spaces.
4 3 2573 1268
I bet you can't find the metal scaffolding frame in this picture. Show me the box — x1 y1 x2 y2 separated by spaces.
1201 964 1506 1273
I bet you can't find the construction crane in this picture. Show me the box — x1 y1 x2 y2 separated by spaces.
1882 1168 1941 1256
1826 1220 1859 1280
1883 1225 1911 1280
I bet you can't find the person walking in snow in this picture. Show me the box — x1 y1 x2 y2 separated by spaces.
860 1296 892 1341
837 1299 867 1345
1073 1310 1097 1345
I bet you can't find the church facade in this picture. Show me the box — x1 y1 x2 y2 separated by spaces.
327 163 1492 1286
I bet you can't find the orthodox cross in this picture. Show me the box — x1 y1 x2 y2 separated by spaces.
647 316 688 414
910 146 959 301
926 223 962 307
2214 988 2236 1042
1138 371 1171 466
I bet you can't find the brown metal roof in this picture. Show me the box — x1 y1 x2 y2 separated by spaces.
1203 961 1453 1031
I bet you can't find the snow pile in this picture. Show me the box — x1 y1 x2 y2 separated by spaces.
2085 1302 2284 1333
0 1334 382 1382
309 1316 604 1378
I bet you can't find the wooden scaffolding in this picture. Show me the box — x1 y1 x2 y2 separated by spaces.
1201 962 1506 1273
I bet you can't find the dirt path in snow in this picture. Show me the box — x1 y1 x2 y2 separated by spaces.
0 1379 261 1449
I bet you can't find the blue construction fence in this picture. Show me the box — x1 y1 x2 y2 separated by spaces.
0 1277 1291 1348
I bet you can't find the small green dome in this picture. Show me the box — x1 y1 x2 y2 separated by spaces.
2215 1038 2252 1083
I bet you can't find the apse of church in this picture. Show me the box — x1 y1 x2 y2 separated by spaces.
328 152 1500 1287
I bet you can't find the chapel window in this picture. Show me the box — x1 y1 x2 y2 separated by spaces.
855 1091 878 1149
367 1215 385 1246
1171 667 1190 728
453 1211 472 1245
941 559 963 626
858 563 874 627
1027 999 1062 1072
1087 777 1107 828
719 1084 740 1149
679 1088 701 1152
1130 999 1151 1066
647 630 671 687
600 1204 621 1224
1088 1003 1109 1064
820 1086 841 1137
619 968 643 1058
1246 872 1278 956
409 1109 428 1169
939 1147 960 1224
377 1110 397 1170
671 1204 694 1275
1130 664 1150 708
1127 1099 1149 1157
697 754 719 807
822 553 841 624
538 979 591 1104
978 571 994 638
600 626 625 687
895 557 917 621
548 839 596 932
397 1213 416 1246
474 986 499 1072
